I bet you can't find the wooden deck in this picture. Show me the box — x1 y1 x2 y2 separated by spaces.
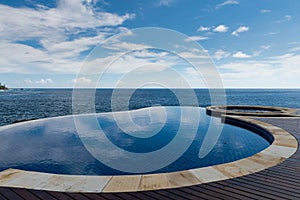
1 117 299 199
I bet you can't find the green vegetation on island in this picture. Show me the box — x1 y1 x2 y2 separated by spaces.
0 83 8 90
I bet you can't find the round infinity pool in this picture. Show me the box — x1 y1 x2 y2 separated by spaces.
0 106 272 175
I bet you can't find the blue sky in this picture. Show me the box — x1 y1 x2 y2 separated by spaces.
0 0 299 88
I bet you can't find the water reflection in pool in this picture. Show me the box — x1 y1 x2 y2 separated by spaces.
0 106 270 175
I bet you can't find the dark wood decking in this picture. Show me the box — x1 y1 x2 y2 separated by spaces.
1 117 300 200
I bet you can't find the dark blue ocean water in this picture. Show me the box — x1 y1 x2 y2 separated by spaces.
0 88 299 126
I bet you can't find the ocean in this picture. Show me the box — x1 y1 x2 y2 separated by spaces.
0 88 299 126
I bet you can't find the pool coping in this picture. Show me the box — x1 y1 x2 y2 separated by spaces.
0 114 298 193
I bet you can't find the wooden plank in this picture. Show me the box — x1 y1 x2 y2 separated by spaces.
47 191 75 200
132 191 169 200
198 183 252 200
0 188 23 200
252 171 300 188
128 191 161 200
10 188 40 200
267 166 300 176
98 193 124 200
255 171 300 185
271 167 300 176
239 175 300 196
276 158 300 164
177 187 220 200
29 190 58 200
278 162 300 170
81 193 108 200
66 193 90 200
213 181 277 200
227 178 297 199
152 190 187 200
157 189 201 200
115 192 143 200
281 158 300 164
190 185 234 199
278 161 300 168
0 193 7 200
189 184 236 200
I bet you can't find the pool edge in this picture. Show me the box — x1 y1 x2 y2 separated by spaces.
0 115 298 193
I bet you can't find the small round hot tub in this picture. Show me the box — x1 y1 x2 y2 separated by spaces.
206 105 297 117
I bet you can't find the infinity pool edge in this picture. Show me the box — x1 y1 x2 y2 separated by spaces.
0 113 297 193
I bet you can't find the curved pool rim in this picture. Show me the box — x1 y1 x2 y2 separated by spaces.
0 109 298 193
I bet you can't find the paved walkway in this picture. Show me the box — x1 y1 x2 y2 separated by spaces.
0 117 300 199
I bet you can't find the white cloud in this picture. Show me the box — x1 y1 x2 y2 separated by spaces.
155 0 174 7
0 1 134 43
232 51 251 58
0 42 82 74
261 9 271 14
214 50 231 60
184 36 209 42
264 32 277 36
271 53 294 60
24 79 33 84
73 76 92 84
215 0 239 9
232 26 249 36
0 1 135 75
219 53 300 88
288 42 300 45
178 51 209 60
80 49 179 75
252 45 270 56
36 78 53 84
289 46 300 52
277 15 292 23
285 15 292 21
213 25 229 33
41 34 106 57
102 40 151 51
260 45 271 50
197 26 210 32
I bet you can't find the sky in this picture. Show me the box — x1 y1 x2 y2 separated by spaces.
0 0 299 88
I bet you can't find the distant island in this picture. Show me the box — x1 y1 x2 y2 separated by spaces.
0 83 8 90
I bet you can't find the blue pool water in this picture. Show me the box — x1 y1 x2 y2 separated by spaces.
0 106 271 175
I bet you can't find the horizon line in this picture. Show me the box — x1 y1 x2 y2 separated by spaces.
6 87 300 90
